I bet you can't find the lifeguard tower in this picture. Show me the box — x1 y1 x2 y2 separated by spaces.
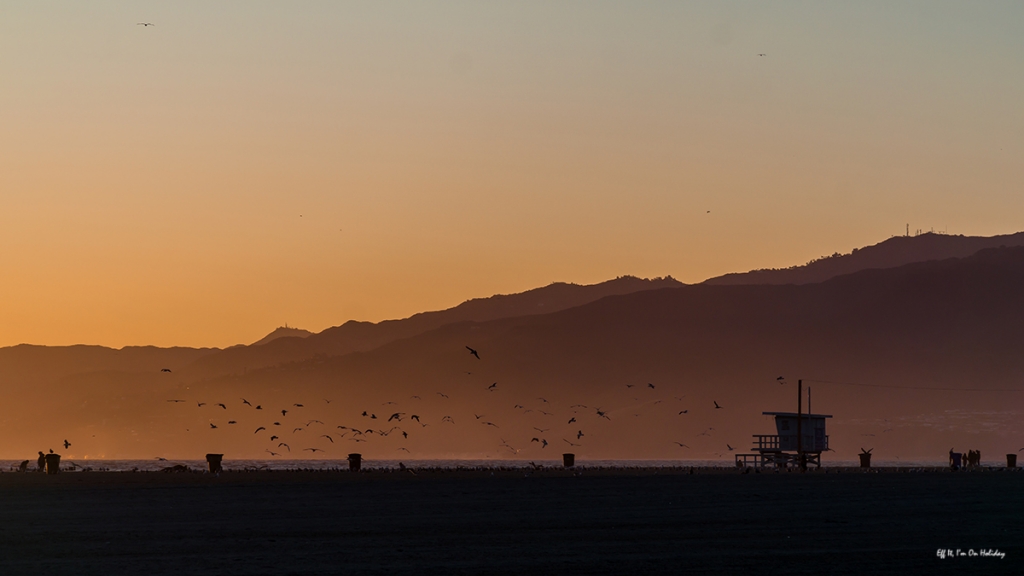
735 380 831 469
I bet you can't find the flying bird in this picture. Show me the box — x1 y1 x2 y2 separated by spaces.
595 409 610 420
437 393 449 399
482 422 499 428
402 431 408 439
537 397 548 403
388 413 405 422
254 427 266 433
727 444 735 451
304 448 324 453
442 416 454 423
626 384 635 388
714 401 723 409
160 368 171 372
410 415 420 422
758 53 766 56
678 410 689 415
278 443 291 451
266 450 280 456
466 346 480 359
674 442 689 448
273 422 281 426
166 399 185 403
488 383 497 391
293 427 304 433
227 421 236 424
648 383 655 389
307 420 324 426
137 22 154 26
474 414 485 420
209 423 217 429
534 427 549 433
217 403 227 410
281 409 288 416
397 447 410 453
293 404 304 408
563 439 581 447
567 417 576 424
321 435 334 443
255 405 262 410
576 430 584 440
270 435 278 441
63 440 71 449
242 398 252 406
197 402 206 407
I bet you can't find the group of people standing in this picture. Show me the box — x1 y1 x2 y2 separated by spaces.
949 448 981 469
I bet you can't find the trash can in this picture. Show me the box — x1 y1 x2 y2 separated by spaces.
858 453 871 468
348 453 361 472
1008 454 1017 468
563 453 575 468
206 453 223 473
44 453 61 475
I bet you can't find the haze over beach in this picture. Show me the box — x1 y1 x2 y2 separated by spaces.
2 3 1023 573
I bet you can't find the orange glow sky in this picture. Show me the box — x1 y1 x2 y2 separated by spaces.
2 2 1022 348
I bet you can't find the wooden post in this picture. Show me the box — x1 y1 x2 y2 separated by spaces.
797 380 805 470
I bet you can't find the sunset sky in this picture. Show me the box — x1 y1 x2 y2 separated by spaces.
2 1 1022 349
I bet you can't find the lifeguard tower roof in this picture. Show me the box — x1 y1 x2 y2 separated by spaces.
762 412 832 418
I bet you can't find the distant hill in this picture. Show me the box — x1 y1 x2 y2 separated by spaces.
7 248 1024 460
704 231 1024 285
183 275 683 377
251 326 313 347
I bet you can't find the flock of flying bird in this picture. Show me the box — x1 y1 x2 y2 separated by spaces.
154 345 741 459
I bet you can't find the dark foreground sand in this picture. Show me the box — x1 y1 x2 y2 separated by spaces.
0 467 1019 575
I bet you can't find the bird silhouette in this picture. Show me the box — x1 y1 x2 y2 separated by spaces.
293 404 304 408
678 410 689 415
402 431 408 439
626 384 635 388
293 427 304 433
576 430 584 440
563 439 581 447
137 22 154 26
304 448 324 453
595 409 610 420
388 413 404 422
482 422 499 428
474 414 484 420
537 397 548 403
714 401 723 409
255 405 262 410
534 427 549 433
227 421 236 424
160 368 171 372
674 442 689 448
307 420 324 426
281 409 288 416
648 383 655 389
197 402 206 407
270 435 278 441
209 423 217 429
727 444 735 451
567 417 576 424
397 447 410 452
242 398 252 406
410 415 420 422
758 53 766 56
437 392 449 399
63 439 71 449
442 416 454 423
166 399 185 403
321 435 334 443
266 450 280 456
488 383 498 391
217 403 227 410
466 346 480 359
278 443 291 451
254 427 266 433
273 422 281 426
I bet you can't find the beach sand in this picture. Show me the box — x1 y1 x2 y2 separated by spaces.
0 466 1019 575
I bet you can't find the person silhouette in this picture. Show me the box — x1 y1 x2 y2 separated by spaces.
37 451 45 472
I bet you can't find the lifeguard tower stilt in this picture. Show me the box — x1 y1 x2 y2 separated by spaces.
735 379 831 469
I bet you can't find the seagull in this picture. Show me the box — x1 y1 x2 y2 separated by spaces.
674 442 689 448
321 435 334 443
209 423 217 429
541 439 548 448
293 404 304 408
714 401 723 409
538 410 553 416
595 409 610 420
227 421 236 424
727 444 735 451
197 402 206 407
576 430 584 440
402 431 408 439
166 399 185 403
388 413 405 422
534 427 549 433
270 435 278 441
160 368 171 372
776 376 785 384
273 422 281 426
437 393 449 399
758 53 766 56
362 411 368 416
254 427 266 434
488 383 497 391
482 422 499 428
281 409 288 416
537 397 548 403
255 405 262 410
567 417 576 424
442 416 454 423
242 398 252 406
514 404 524 409
570 404 588 409
137 22 154 26
678 410 689 415
466 346 480 359
397 447 410 453
307 420 324 426
278 443 291 451
474 414 485 420
293 427 303 433
410 415 420 422
563 439 581 447
304 448 324 453
217 403 227 410
266 450 280 456
63 439 71 449
626 384 635 388
648 383 655 389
